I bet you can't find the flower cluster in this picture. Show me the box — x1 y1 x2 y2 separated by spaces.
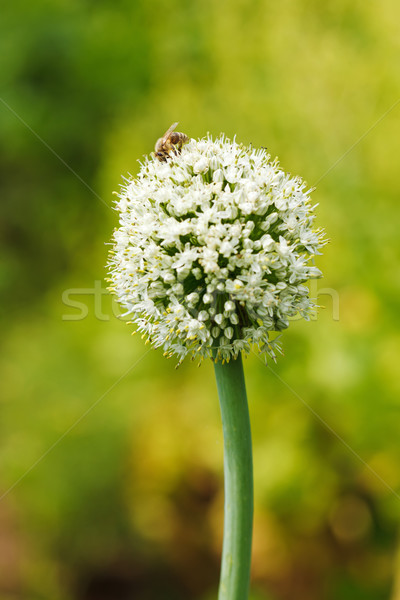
107 134 325 364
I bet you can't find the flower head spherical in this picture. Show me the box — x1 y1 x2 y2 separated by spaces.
107 134 326 364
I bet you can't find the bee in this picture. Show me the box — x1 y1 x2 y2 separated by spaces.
154 122 189 162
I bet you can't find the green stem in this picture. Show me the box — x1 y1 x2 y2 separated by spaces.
214 353 254 600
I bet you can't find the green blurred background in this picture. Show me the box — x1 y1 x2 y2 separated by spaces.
1 1 400 598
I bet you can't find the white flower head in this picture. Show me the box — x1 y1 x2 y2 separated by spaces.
107 134 326 365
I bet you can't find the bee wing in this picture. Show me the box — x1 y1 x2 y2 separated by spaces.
161 122 179 142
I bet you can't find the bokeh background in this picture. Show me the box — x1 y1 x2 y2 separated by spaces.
1 1 400 598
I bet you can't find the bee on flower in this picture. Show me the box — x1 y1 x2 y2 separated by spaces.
107 129 326 365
